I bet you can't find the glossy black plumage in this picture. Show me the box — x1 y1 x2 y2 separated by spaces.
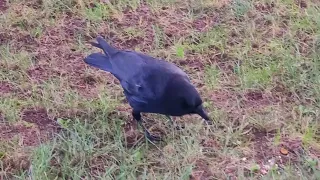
84 36 211 141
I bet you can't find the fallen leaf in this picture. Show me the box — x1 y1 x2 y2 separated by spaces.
280 147 289 155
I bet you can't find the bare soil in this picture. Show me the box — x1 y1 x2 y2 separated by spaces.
1 108 60 146
0 0 7 12
0 81 13 95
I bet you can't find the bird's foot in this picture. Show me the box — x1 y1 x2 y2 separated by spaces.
204 119 213 125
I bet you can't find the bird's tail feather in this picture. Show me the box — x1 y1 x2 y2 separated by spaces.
84 53 113 72
91 36 118 56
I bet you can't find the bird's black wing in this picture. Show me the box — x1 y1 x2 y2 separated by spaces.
85 37 190 111
111 51 190 111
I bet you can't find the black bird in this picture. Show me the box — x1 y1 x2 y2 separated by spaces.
84 36 211 141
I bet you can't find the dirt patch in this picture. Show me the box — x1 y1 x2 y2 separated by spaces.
109 4 156 51
296 30 314 56
0 123 42 146
0 112 4 121
252 130 277 165
0 81 13 95
178 54 207 71
117 5 155 29
245 90 263 101
296 0 307 8
212 53 239 74
25 0 43 9
83 74 97 86
1 151 31 174
1 107 61 146
192 14 220 32
190 159 214 180
270 81 294 103
241 89 274 109
310 146 320 159
1 108 60 147
200 138 220 149
254 2 275 13
209 89 249 121
209 89 284 125
249 130 318 175
21 107 57 127
123 119 143 148
155 7 190 43
278 137 304 159
250 2 289 41
26 65 51 82
241 89 275 109
7 33 39 52
28 21 98 95
181 53 238 74
0 32 11 45
212 0 231 9
61 17 86 38
200 137 221 158
0 0 7 12
88 155 110 177
210 89 237 110
0 29 39 52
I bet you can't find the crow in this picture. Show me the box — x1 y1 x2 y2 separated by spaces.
84 36 211 141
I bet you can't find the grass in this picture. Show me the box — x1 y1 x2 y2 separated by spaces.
0 0 319 179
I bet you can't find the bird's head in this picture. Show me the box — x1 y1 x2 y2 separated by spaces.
175 80 211 124
182 90 211 123
164 75 212 124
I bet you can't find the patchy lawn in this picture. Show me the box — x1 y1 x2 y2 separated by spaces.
0 0 319 179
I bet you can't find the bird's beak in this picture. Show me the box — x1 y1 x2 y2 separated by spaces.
195 105 212 124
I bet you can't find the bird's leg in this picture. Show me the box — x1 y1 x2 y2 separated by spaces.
204 119 213 125
166 116 184 130
132 111 162 141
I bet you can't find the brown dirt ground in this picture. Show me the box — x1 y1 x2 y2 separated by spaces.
0 112 4 121
252 131 319 174
208 86 320 177
0 150 31 174
1 107 60 146
0 81 13 95
0 0 7 12
209 89 274 120
1 107 61 174
122 118 144 148
190 159 214 180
